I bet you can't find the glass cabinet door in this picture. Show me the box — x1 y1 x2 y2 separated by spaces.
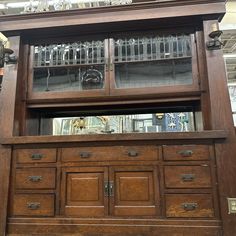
28 37 108 100
109 33 198 95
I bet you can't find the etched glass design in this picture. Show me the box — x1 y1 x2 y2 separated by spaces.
33 40 105 92
114 34 193 88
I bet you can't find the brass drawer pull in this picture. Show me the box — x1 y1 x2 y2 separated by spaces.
31 153 43 160
177 150 193 157
181 203 198 211
28 176 42 182
128 150 138 157
181 174 195 182
27 202 41 210
79 152 91 158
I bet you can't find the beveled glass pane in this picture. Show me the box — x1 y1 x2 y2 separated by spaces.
34 40 105 67
33 65 104 92
114 35 191 62
33 40 105 92
115 58 192 89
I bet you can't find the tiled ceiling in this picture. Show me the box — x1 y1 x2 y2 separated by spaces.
222 30 236 83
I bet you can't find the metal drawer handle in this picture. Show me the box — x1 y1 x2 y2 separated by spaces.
181 203 198 211
128 150 139 157
104 181 109 197
31 153 43 160
177 150 193 157
181 174 195 182
28 176 42 182
109 181 114 197
27 202 41 210
79 152 91 158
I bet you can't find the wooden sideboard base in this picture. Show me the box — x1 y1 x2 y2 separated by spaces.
7 218 222 236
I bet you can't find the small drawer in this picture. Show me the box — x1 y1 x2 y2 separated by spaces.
166 194 214 218
164 165 212 188
12 194 55 216
61 146 158 162
15 149 57 164
15 168 56 189
163 145 210 161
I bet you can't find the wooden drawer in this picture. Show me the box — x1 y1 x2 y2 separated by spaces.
166 194 214 218
12 194 55 216
15 149 57 163
163 145 209 161
164 165 211 188
61 146 158 162
15 168 56 189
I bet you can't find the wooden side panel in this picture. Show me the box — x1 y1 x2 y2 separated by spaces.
203 20 236 236
61 167 108 217
0 36 20 236
110 166 159 216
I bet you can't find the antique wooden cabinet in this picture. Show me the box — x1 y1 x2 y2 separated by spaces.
0 0 236 235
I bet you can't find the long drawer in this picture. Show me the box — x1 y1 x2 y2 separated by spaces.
163 145 210 161
165 194 214 218
61 146 158 162
15 168 56 189
164 165 212 188
15 149 57 163
12 194 55 216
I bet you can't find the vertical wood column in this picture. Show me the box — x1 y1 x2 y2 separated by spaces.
0 36 20 236
203 20 236 236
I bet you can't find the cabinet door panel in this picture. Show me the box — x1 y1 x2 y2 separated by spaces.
110 166 159 216
61 167 108 217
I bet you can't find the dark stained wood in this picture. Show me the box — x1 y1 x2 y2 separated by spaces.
11 194 55 216
0 131 227 145
0 2 225 33
7 219 222 236
163 144 210 161
0 147 11 236
164 165 212 188
165 194 214 218
61 167 108 217
15 148 57 164
15 168 56 189
0 0 233 235
0 36 20 236
203 20 236 236
110 166 159 216
61 145 158 162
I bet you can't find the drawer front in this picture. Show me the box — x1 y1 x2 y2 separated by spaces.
12 194 55 216
16 149 57 163
61 146 158 162
163 145 209 161
164 165 211 188
15 168 56 189
166 194 214 217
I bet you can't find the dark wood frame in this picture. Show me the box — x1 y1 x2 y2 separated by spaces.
2 1 236 236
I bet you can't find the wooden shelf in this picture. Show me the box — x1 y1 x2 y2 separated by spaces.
0 130 227 145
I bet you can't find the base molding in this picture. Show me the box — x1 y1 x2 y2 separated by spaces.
7 218 222 236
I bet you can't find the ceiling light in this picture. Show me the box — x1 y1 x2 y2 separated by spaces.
0 4 6 9
224 54 236 58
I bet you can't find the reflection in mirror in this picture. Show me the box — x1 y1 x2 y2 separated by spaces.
49 112 195 135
